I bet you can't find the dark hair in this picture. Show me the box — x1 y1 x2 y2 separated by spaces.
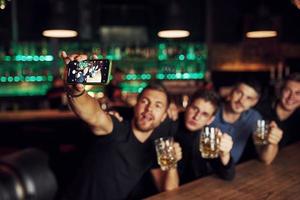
285 72 300 83
137 82 171 107
235 78 262 96
189 89 220 115
279 72 300 96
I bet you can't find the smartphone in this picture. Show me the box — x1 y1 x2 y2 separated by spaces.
66 59 112 84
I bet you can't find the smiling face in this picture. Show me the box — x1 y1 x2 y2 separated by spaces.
184 98 216 132
133 89 168 132
229 83 260 114
280 80 300 112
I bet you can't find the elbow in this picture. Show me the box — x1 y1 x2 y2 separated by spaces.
164 184 178 191
260 158 273 165
221 172 235 181
218 168 236 181
259 154 275 165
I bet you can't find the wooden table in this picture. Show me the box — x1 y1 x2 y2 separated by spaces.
146 142 300 200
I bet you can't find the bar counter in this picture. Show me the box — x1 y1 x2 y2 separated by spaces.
146 142 300 200
0 109 76 122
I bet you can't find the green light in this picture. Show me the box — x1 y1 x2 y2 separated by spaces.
1 77 7 82
16 55 22 61
21 56 27 61
131 74 137 80
36 76 43 82
4 56 11 61
126 74 132 80
47 75 53 82
183 73 190 79
25 76 30 81
39 56 45 61
106 55 113 60
26 56 33 61
138 87 144 93
7 76 14 82
176 73 181 79
179 54 185 61
141 74 151 80
33 56 39 61
30 76 36 82
44 55 54 61
166 74 172 79
156 73 165 80
187 54 196 60
158 43 167 61
14 76 21 82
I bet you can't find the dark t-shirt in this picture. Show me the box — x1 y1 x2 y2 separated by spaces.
258 102 300 147
173 114 235 185
64 116 173 200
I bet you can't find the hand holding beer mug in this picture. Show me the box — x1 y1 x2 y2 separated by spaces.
254 120 269 145
155 137 177 171
265 121 283 145
200 127 221 159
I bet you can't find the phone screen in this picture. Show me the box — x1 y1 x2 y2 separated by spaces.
66 59 111 84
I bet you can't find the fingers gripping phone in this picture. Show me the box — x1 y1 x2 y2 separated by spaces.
66 59 112 84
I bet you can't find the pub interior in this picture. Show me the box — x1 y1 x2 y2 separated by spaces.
0 0 299 199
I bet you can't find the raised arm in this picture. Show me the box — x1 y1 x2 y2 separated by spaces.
256 121 283 165
62 51 113 135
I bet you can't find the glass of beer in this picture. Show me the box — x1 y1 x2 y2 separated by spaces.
154 137 177 171
254 120 269 145
199 127 220 159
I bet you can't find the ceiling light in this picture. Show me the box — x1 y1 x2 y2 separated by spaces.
42 30 78 38
245 3 277 39
157 0 190 39
246 30 277 38
157 30 190 38
42 1 78 38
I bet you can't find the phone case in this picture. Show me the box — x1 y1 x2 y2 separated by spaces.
66 59 112 85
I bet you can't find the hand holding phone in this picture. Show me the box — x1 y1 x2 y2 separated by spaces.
66 59 112 85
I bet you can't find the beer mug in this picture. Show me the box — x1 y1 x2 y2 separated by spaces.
199 127 220 159
154 137 177 171
254 120 269 145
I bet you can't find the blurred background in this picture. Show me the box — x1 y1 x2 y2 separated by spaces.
0 0 300 198
0 0 300 104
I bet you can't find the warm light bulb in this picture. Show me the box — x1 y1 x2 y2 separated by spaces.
42 29 78 38
157 30 190 38
246 30 277 38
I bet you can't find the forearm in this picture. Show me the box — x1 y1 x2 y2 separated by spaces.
214 157 235 181
67 92 111 134
164 168 179 191
220 152 230 166
257 144 279 165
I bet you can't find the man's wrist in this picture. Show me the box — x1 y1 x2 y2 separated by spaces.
66 89 86 98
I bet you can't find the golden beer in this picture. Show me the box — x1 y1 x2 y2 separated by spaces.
254 120 269 145
155 137 177 171
157 153 177 171
199 127 220 159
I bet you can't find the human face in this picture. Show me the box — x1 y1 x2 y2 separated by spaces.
280 80 300 112
133 89 168 132
184 98 216 132
229 83 259 114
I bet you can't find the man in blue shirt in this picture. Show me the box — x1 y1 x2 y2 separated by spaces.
211 79 283 164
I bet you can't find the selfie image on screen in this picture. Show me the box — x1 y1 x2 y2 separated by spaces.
67 60 110 84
